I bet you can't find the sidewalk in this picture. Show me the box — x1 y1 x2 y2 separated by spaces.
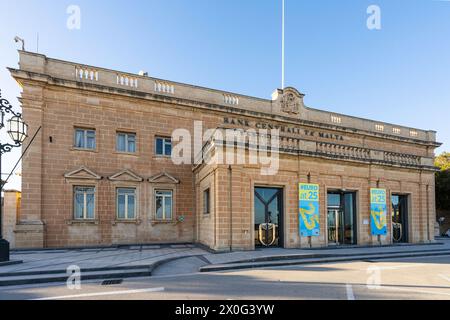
0 240 449 286
3 244 207 273
200 239 450 272
203 239 450 265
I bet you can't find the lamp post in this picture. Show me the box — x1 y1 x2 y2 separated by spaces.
0 91 28 262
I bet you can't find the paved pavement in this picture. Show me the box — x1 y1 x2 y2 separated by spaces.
2 244 208 274
0 255 449 300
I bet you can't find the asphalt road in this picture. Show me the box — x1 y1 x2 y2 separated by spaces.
0 255 449 300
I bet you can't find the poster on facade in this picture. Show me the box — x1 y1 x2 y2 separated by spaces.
370 188 387 236
299 183 320 237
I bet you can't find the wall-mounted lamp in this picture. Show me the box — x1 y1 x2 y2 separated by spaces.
14 36 25 51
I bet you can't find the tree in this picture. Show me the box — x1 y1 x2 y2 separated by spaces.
435 152 450 210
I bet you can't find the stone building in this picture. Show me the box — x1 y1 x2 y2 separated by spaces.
7 50 440 251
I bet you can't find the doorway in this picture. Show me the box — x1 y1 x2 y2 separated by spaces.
391 194 409 243
254 187 283 247
327 191 357 245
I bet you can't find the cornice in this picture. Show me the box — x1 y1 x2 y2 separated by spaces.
9 67 442 148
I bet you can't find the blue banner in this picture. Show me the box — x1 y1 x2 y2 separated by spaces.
299 183 320 237
370 188 387 236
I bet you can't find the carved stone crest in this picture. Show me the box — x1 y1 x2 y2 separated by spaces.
281 92 300 114
271 87 305 117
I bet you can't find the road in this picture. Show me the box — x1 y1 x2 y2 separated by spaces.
0 255 449 300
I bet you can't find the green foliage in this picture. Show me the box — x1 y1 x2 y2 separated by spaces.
435 152 450 210
435 152 450 171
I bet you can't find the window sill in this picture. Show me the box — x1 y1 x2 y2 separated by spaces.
150 220 177 226
114 151 139 157
112 219 141 225
70 147 98 153
66 219 99 225
153 155 172 160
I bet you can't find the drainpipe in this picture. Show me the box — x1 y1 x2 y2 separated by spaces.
228 165 233 252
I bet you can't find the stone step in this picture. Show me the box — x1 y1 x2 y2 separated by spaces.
0 264 153 278
0 267 152 287
218 248 450 265
200 250 450 273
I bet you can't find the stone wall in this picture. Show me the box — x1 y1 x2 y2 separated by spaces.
196 148 436 251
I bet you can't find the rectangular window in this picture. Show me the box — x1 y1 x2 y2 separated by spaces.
155 190 173 220
155 137 172 156
74 128 96 150
116 132 136 153
74 186 95 220
203 188 210 214
117 188 136 220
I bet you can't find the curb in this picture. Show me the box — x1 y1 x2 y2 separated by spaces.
0 261 23 267
199 250 450 272
0 268 153 287
10 242 196 253
216 248 450 265
0 264 155 278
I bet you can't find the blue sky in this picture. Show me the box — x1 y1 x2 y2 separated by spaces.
1 0 449 189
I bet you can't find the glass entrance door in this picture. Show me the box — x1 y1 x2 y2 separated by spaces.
254 187 283 247
327 209 343 245
392 195 408 243
327 191 357 245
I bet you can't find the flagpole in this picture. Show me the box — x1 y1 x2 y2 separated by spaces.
281 0 285 89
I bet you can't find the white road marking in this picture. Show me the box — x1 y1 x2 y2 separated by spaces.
438 274 450 283
30 287 165 300
346 284 355 300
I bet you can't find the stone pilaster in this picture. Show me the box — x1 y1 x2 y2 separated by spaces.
14 80 45 248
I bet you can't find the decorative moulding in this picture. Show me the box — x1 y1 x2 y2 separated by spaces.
108 169 144 182
66 219 99 225
112 219 142 226
148 171 180 184
64 166 102 180
272 87 305 116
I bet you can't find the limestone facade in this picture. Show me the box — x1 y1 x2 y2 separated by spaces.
8 51 440 250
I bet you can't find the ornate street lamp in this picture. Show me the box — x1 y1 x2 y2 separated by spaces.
0 91 28 262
